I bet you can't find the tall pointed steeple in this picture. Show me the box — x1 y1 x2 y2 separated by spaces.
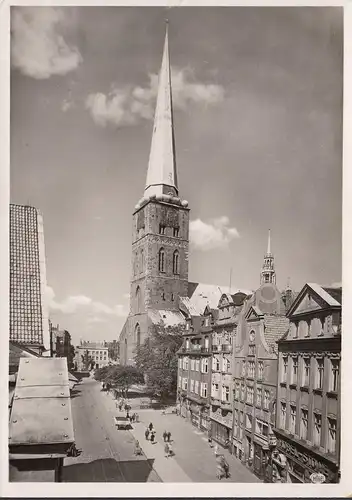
144 21 178 198
260 229 276 285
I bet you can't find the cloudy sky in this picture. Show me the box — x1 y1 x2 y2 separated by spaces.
10 6 342 345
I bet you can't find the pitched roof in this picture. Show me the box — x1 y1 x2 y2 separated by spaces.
322 286 342 305
307 283 341 307
185 282 253 316
263 315 290 354
148 309 185 327
9 342 40 373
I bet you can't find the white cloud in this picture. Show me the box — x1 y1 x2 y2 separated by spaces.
189 216 240 251
45 286 128 317
85 67 224 128
61 98 74 112
11 7 82 79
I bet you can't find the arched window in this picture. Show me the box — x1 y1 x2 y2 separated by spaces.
159 248 165 272
136 286 141 313
135 323 141 347
140 249 144 273
173 250 179 275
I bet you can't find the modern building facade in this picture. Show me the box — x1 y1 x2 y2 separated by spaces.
9 204 50 355
75 341 109 371
274 283 341 483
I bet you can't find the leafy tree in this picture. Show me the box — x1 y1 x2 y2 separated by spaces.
94 364 144 397
134 323 184 402
81 349 93 371
107 340 119 362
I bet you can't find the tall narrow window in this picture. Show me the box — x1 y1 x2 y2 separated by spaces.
159 248 165 272
140 249 144 273
300 408 309 440
330 359 339 392
173 250 179 275
159 224 166 235
316 358 324 389
135 324 141 347
173 227 179 237
292 357 298 385
136 286 141 313
258 361 264 380
327 417 337 454
303 358 310 387
280 402 287 429
313 412 322 447
290 405 296 434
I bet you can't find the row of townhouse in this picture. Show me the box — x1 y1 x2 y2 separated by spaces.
177 240 341 483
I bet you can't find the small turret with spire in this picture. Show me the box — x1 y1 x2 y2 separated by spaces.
260 229 276 285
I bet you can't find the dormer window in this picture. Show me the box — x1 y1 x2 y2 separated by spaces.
159 224 166 235
205 317 210 327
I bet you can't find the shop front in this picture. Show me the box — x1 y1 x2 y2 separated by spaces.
275 429 339 483
210 406 233 449
200 408 210 431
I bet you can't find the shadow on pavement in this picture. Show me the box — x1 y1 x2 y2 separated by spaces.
62 458 159 482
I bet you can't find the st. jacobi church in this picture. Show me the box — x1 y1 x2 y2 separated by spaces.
119 25 288 365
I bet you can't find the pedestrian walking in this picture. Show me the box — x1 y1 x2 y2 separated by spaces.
163 431 167 442
164 442 170 458
149 422 153 431
134 440 142 456
167 431 171 442
150 431 155 444
145 428 150 441
168 443 174 457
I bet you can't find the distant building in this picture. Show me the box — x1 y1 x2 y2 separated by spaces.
50 323 74 369
9 204 50 355
75 340 109 371
273 283 341 484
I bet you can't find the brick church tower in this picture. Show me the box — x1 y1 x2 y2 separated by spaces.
119 24 190 365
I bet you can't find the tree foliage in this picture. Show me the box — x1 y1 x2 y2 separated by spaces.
134 323 184 401
81 349 95 371
94 364 144 396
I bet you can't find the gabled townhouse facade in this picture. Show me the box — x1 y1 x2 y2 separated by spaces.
273 283 341 484
177 312 213 431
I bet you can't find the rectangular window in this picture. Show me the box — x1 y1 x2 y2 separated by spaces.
190 359 195 371
212 383 219 397
246 413 252 430
173 227 180 237
300 409 308 440
313 412 322 447
241 382 245 401
179 358 182 369
256 387 262 407
280 402 287 429
292 357 298 385
258 361 264 380
194 381 199 394
255 418 269 436
195 360 200 372
330 359 339 392
159 224 166 235
327 417 337 454
216 358 220 371
190 379 195 393
290 405 296 435
264 390 270 410
316 358 324 389
224 386 230 402
303 358 310 387
282 356 288 383
201 382 208 398
201 359 208 373
182 377 188 390
235 381 240 399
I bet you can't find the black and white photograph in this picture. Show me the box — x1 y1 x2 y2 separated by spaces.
2 2 347 493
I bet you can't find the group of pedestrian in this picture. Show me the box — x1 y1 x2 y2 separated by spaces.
145 422 157 444
126 412 139 424
162 430 172 443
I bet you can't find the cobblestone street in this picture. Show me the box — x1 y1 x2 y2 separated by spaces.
63 377 259 483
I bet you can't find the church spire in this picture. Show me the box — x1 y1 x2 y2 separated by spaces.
144 21 178 198
260 229 276 285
